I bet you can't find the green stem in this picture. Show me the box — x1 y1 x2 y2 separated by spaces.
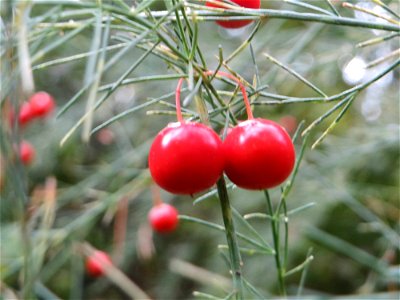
21 218 35 300
264 190 286 296
189 6 400 32
216 177 243 300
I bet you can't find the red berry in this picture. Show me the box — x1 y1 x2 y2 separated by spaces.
148 203 179 233
18 102 35 126
223 118 295 190
206 0 261 29
148 122 224 195
29 92 55 118
85 250 112 277
19 141 35 165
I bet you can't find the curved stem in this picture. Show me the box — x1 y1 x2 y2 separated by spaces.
151 185 163 206
204 70 254 120
175 77 185 123
175 70 254 123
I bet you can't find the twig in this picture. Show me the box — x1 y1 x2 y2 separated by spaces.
371 0 400 20
342 2 400 26
324 0 340 16
216 177 243 300
264 190 286 296
170 258 232 291
81 243 152 299
366 49 400 68
264 53 328 98
356 32 400 48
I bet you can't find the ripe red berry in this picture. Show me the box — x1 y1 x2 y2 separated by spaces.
149 122 224 195
29 92 55 118
18 102 35 126
148 78 224 195
206 0 261 29
19 141 35 165
223 119 295 190
148 203 179 233
85 250 112 277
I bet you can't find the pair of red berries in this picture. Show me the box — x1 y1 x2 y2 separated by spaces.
149 71 296 195
206 0 261 29
14 91 55 126
12 92 55 166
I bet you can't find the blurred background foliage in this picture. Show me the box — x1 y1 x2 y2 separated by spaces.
1 0 399 299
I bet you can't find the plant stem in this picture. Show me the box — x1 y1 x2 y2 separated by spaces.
188 6 400 32
175 77 185 122
264 190 286 296
204 70 254 119
216 177 243 300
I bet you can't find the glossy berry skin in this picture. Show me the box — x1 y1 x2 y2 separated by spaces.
19 141 35 165
223 119 295 190
18 102 35 126
85 250 112 277
206 0 261 29
29 92 55 118
148 122 224 195
148 203 179 233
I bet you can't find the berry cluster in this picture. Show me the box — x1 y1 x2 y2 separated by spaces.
11 92 55 166
146 0 264 236
146 70 295 234
149 71 295 195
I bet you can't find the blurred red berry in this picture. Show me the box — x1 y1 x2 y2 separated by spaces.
19 141 35 165
85 250 112 277
206 0 261 29
29 92 55 118
18 102 35 126
148 203 179 234
96 128 115 145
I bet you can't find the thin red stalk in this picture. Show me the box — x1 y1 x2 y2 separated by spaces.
204 70 254 120
113 196 128 265
151 185 163 206
175 70 254 122
175 78 185 123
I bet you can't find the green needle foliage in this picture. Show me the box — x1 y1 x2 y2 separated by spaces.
1 0 399 299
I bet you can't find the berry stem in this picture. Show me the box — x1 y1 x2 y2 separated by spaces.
204 70 254 120
216 177 243 300
151 185 163 206
264 190 286 296
175 71 254 123
175 78 185 123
